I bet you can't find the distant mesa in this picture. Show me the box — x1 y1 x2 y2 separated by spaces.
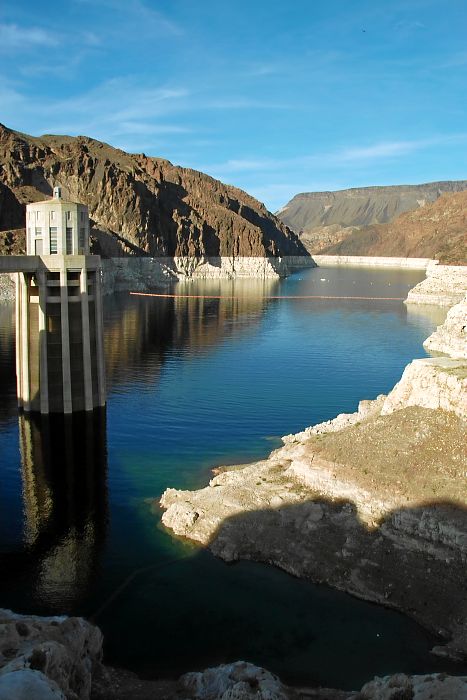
0 123 307 260
277 182 467 264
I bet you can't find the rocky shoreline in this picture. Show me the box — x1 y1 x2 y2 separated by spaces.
2 608 467 700
1 264 467 698
2 608 467 699
160 265 467 667
0 255 316 303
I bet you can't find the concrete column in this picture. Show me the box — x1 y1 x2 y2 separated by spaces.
94 268 106 407
60 267 73 414
80 268 93 411
37 270 49 414
15 273 22 408
18 273 30 411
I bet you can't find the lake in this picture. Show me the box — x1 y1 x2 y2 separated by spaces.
0 265 458 690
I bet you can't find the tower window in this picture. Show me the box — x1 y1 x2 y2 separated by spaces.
79 228 86 251
66 227 73 254
50 227 58 254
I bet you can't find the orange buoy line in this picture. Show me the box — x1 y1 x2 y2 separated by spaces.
130 292 405 301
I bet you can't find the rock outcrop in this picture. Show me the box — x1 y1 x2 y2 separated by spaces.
424 294 467 358
357 673 467 699
180 661 288 700
380 357 467 418
0 124 307 262
3 609 467 700
406 262 467 306
0 609 102 700
278 184 467 263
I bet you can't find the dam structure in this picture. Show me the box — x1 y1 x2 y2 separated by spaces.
0 187 106 413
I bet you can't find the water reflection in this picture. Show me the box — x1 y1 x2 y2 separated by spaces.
0 411 108 612
405 303 448 333
104 278 279 389
0 303 17 424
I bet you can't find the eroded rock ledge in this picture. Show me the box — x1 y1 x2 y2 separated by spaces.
160 270 467 664
424 293 467 359
406 262 467 306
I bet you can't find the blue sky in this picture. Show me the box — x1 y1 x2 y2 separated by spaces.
1 0 467 211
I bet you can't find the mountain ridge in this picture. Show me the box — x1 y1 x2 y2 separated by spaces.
0 124 307 259
277 181 467 263
278 181 467 231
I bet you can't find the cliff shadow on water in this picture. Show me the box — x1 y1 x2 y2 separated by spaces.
153 494 467 690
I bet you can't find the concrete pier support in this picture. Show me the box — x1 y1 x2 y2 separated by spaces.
15 256 106 414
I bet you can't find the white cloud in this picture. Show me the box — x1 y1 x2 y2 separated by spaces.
116 121 191 135
0 23 59 49
71 0 183 37
336 140 423 162
0 77 192 152
203 135 467 178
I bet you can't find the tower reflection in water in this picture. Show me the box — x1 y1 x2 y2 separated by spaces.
17 410 108 612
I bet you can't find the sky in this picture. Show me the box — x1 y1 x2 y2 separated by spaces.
1 0 467 211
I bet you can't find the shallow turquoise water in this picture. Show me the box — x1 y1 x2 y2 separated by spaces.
0 265 459 689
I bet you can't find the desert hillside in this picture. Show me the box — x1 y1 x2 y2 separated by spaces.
277 183 467 263
319 190 467 263
0 124 307 259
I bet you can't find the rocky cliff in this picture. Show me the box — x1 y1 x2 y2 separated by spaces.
0 124 307 260
277 183 467 263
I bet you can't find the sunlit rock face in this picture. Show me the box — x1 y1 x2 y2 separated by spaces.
0 123 307 260
424 293 467 359
406 263 467 306
380 357 467 418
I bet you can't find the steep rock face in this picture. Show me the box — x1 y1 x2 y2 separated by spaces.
0 124 307 259
424 294 467 358
380 357 467 418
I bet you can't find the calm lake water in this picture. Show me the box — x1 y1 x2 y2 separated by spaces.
0 265 459 690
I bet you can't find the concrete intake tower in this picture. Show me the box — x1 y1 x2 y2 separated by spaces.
3 187 106 413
